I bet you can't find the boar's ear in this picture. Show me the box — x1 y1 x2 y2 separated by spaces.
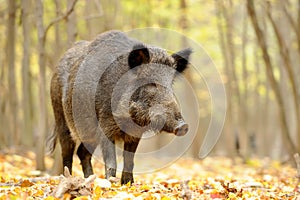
172 48 192 73
128 44 150 69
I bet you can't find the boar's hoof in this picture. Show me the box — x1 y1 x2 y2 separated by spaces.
174 122 189 136
121 172 134 185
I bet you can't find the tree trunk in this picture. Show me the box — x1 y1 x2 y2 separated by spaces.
0 51 7 148
215 0 235 158
35 0 47 171
6 0 18 147
101 0 117 31
259 4 271 157
240 3 250 157
21 0 34 147
266 3 300 153
298 0 300 151
38 0 78 172
49 0 64 175
84 0 93 39
67 0 77 47
53 0 63 66
220 0 249 158
179 0 201 158
253 45 267 156
297 0 300 54
247 0 297 158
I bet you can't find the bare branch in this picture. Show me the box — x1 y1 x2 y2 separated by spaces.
44 0 78 42
282 2 300 37
94 0 103 16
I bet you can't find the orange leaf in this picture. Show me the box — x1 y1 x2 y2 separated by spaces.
20 180 34 187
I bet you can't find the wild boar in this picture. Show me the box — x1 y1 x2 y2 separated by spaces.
48 30 191 184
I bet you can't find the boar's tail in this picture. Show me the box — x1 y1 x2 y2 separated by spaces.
45 126 58 155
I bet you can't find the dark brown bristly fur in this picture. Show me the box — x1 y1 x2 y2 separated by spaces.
48 30 191 184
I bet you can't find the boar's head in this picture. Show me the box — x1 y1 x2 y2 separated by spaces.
126 44 192 137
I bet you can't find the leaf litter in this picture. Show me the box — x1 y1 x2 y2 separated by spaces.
0 150 299 199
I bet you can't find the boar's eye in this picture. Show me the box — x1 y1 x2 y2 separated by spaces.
147 83 158 88
128 44 150 69
172 48 192 73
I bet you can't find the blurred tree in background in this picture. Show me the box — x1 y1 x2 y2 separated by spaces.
0 0 300 171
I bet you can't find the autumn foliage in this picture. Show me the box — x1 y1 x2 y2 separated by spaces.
0 151 299 199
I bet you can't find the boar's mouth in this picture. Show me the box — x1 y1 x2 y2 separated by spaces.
145 121 189 137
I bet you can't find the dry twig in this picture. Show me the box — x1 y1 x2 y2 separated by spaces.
181 180 192 200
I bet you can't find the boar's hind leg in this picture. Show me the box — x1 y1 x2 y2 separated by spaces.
77 143 95 178
51 74 75 175
100 136 117 179
121 137 140 184
58 126 75 174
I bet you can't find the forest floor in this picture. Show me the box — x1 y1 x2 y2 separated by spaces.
0 150 299 199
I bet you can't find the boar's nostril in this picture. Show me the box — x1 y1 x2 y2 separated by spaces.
174 122 189 136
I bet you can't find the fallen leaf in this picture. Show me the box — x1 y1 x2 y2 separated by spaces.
20 180 34 187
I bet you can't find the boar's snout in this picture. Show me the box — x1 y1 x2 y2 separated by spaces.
174 120 189 136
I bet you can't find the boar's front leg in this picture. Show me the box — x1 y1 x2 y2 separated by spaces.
77 143 95 178
121 137 140 184
101 136 117 179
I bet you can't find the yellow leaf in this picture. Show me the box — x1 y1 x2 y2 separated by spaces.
33 189 44 197
0 195 8 200
161 196 171 200
133 192 141 197
228 192 237 199
13 186 21 194
8 194 19 200
94 186 102 196
73 196 89 200
140 184 151 191
130 185 136 191
44 196 59 200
